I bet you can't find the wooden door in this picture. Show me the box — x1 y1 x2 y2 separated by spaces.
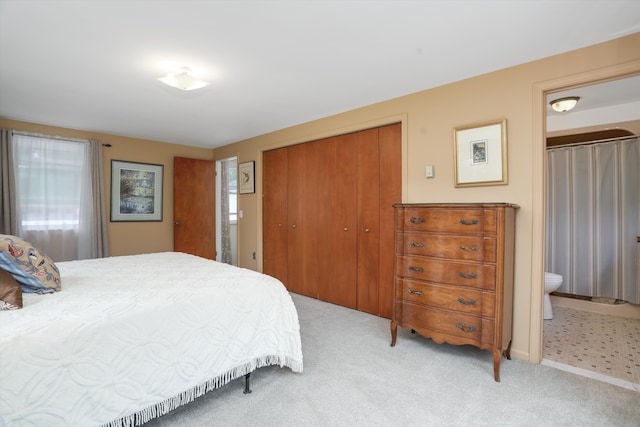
377 123 402 318
174 157 216 259
286 143 306 295
321 133 358 308
356 128 381 315
262 147 289 285
301 138 325 299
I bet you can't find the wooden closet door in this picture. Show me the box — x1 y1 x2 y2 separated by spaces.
262 147 289 286
356 128 381 315
321 133 358 308
377 123 402 318
286 143 306 295
301 138 326 299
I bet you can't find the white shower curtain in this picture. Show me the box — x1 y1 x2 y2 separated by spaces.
546 137 640 304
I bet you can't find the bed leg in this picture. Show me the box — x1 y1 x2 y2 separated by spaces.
243 372 252 394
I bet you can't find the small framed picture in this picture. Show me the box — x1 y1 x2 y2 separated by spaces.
110 160 164 221
454 119 507 187
238 161 255 194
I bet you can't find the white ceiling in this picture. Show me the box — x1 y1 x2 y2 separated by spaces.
1 0 639 149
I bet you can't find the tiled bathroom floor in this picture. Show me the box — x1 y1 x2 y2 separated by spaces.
542 305 640 391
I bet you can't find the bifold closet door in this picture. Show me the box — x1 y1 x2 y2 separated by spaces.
377 123 402 318
319 134 358 309
286 143 306 295
263 123 401 316
262 147 289 287
356 128 380 315
355 123 401 317
302 138 328 299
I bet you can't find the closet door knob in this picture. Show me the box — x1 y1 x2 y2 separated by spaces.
292 224 297 228
343 227 348 231
364 228 370 233
277 223 283 227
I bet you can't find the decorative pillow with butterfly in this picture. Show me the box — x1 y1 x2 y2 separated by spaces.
0 235 61 294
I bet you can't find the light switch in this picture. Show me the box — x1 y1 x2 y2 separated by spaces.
426 165 435 178
239 210 244 218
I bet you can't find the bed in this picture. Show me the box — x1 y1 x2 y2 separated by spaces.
0 251 303 426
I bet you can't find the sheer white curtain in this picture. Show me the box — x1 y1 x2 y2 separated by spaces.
10 133 109 261
546 137 640 304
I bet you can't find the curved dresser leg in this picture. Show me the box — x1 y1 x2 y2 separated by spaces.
390 320 398 347
493 350 501 382
505 340 512 360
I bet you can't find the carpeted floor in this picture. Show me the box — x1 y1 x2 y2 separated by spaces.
146 293 640 426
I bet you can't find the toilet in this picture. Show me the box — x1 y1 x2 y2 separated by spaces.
544 272 563 320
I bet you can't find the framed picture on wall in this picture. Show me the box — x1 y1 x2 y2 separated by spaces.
238 161 255 194
110 160 164 221
454 119 508 187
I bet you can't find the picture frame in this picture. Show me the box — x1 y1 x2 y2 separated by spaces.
110 160 164 222
238 161 255 194
453 119 508 187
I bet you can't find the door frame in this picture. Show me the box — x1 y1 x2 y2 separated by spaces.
216 156 239 266
530 60 640 363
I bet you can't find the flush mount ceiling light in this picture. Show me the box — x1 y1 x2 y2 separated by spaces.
158 67 210 91
550 96 580 112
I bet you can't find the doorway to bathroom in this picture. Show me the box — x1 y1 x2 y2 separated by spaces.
215 156 238 266
541 75 640 390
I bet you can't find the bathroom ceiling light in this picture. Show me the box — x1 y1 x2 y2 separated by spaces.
158 67 210 91
550 96 580 112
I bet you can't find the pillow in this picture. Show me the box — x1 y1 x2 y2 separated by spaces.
0 234 61 294
0 268 22 310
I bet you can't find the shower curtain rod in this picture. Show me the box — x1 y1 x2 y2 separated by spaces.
547 134 639 150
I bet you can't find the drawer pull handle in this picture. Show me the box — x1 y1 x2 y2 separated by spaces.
408 266 424 273
457 297 477 305
456 323 477 333
458 272 477 279
459 245 478 251
409 242 425 248
408 289 423 296
409 217 425 224
459 219 479 225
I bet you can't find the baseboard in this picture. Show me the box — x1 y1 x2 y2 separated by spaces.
509 348 530 362
550 295 640 319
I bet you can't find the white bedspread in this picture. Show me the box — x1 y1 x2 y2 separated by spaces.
0 252 303 426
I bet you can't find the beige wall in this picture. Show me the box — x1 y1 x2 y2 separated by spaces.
213 33 640 363
0 119 213 255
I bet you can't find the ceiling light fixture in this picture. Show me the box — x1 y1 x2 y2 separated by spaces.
158 67 210 91
550 96 580 112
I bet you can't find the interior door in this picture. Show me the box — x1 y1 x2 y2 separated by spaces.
174 157 216 259
322 133 358 308
263 147 290 286
356 127 381 315
377 123 402 318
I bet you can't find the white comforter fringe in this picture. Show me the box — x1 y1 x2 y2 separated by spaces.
104 355 303 427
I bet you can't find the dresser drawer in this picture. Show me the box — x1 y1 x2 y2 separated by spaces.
396 256 496 290
396 207 497 235
396 233 496 262
395 302 494 343
396 278 494 317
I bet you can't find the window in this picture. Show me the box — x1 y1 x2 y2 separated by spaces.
13 134 89 231
10 133 104 261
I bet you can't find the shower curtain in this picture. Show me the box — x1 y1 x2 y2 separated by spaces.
546 137 640 304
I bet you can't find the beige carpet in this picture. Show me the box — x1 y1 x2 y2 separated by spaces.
146 293 640 426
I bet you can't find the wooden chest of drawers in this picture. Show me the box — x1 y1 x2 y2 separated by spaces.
390 203 517 382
